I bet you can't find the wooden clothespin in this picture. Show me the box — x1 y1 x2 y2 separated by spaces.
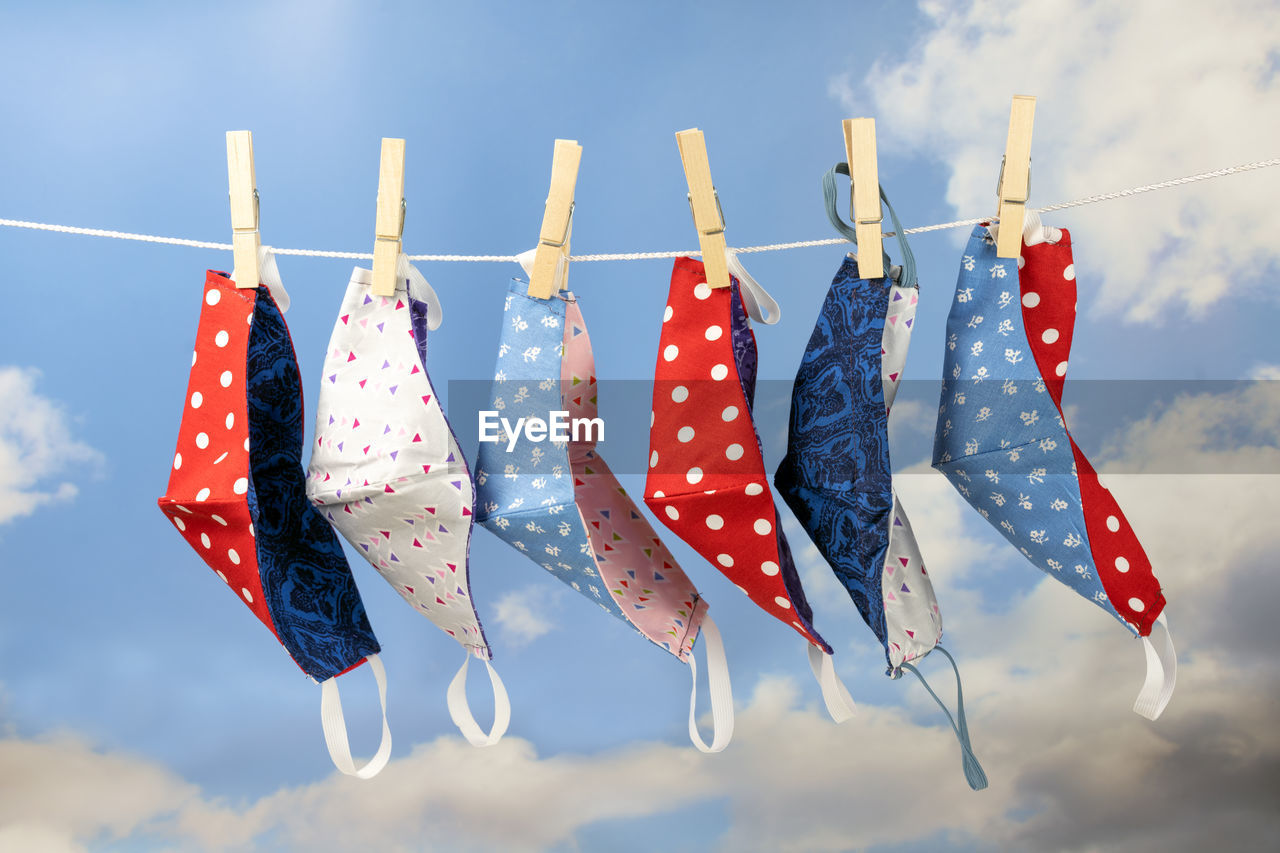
226 131 260 289
529 139 582 299
675 128 730 289
844 117 884 279
996 95 1036 258
372 138 407 297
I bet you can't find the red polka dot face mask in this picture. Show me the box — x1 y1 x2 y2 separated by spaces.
646 256 836 672
158 259 389 778
933 216 1176 720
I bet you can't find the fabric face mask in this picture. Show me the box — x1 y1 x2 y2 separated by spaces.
474 256 733 753
157 251 389 779
307 256 509 748
933 215 1176 720
776 167 986 790
645 253 839 692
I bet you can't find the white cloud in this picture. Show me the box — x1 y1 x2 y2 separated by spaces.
491 585 560 646
832 0 1280 323
1249 363 1280 380
0 367 99 525
3 384 1279 850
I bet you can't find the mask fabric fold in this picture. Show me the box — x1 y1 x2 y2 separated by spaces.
475 269 732 753
645 253 836 701
307 257 510 748
933 219 1174 721
158 256 388 779
775 166 987 790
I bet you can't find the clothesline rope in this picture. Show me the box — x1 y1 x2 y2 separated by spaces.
1 158 1275 263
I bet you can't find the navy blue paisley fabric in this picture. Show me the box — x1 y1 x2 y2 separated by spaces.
726 279 813 632
246 286 381 682
775 258 893 650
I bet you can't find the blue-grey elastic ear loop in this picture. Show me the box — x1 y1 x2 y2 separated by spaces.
822 163 917 289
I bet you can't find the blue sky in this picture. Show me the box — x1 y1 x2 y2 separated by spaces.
2 1 1279 851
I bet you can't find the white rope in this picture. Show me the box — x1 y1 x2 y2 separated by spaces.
2 158 1275 263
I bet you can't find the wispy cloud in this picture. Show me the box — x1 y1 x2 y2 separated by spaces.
831 0 1280 323
491 585 561 646
0 367 99 526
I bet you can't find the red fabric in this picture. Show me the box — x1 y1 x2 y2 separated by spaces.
1019 236 1165 635
157 271 279 639
645 258 827 650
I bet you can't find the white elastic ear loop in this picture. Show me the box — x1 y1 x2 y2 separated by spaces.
318 653 392 779
807 642 857 723
397 253 443 330
1133 612 1177 721
229 246 291 313
446 652 511 747
724 248 781 325
687 615 734 753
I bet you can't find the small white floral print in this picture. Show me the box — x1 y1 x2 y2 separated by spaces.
984 469 999 484
997 290 1013 309
962 255 976 272
511 315 528 332
531 476 547 490
1000 519 1016 535
996 318 1014 336
1064 531 1083 548
557 521 573 537
1029 529 1048 544
1020 410 1040 426
540 315 560 328
1002 378 1019 395
1050 498 1068 511
1027 467 1047 485
976 406 992 422
1007 448 1021 462
525 521 545 534
521 346 541 363
1017 493 1032 510
957 286 973 302
990 491 1006 507
538 378 556 391
967 314 984 328
964 438 980 456
1039 438 1057 453
1075 565 1092 580
970 341 984 357
947 332 958 351
544 544 560 556
989 264 1007 279
1047 558 1063 571
954 391 966 405
1005 348 1023 365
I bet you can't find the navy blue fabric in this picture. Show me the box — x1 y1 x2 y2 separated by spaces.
246 286 381 682
724 280 815 636
775 258 894 657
